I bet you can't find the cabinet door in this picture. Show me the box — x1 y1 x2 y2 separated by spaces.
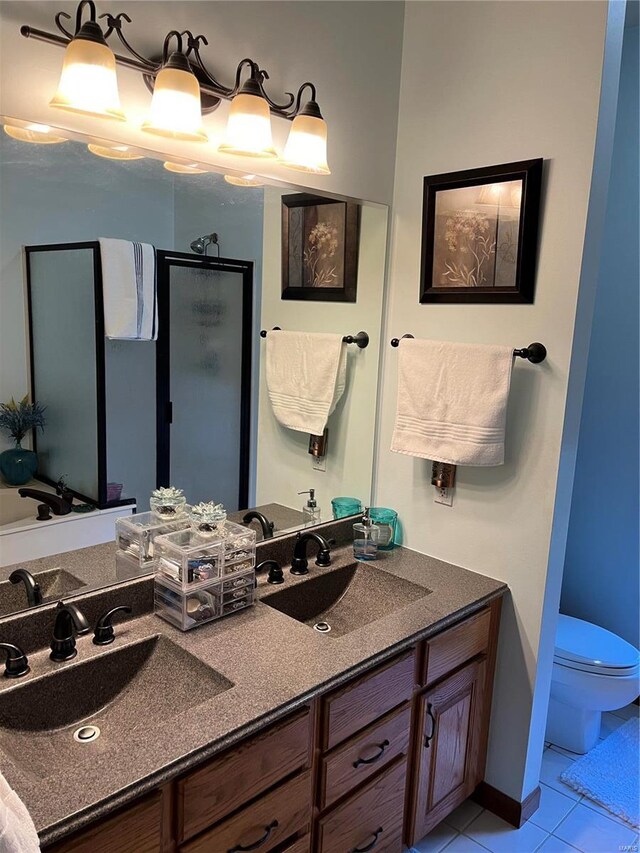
409 657 486 844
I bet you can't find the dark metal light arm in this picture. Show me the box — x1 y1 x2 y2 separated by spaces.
21 1 320 120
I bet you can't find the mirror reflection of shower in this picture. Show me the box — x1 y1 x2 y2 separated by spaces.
190 233 220 256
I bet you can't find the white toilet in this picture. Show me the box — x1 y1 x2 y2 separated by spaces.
546 614 640 754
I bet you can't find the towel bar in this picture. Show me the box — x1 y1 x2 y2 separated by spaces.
260 328 370 349
389 336 547 364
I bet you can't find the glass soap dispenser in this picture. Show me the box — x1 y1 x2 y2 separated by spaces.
299 489 321 525
353 507 380 562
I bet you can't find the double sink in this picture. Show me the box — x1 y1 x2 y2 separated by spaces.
0 559 430 772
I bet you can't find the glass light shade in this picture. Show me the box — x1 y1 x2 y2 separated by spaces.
88 143 144 160
218 93 277 158
163 162 206 174
281 113 330 175
4 124 67 144
142 66 207 142
49 38 125 121
224 174 264 187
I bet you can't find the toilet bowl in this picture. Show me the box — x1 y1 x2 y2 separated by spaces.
545 614 639 754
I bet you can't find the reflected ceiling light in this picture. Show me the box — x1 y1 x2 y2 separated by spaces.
163 161 206 174
281 84 330 175
142 32 207 142
218 61 277 159
49 0 125 121
224 174 264 187
477 182 522 208
3 124 67 144
87 143 144 160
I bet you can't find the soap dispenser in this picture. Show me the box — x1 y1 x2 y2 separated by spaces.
353 507 380 561
299 489 321 525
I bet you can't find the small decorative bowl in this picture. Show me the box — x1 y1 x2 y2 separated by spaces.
150 486 187 519
189 501 227 539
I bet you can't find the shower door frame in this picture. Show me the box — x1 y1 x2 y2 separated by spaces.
155 251 254 512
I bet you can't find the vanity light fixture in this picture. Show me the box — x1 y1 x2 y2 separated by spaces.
280 84 330 175
87 142 144 160
224 174 264 187
21 2 331 174
3 124 68 144
163 161 207 174
141 32 207 142
48 0 125 121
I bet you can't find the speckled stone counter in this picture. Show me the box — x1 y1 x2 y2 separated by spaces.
0 543 506 847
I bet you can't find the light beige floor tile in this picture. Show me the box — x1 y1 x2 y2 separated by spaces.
580 794 639 831
609 703 640 721
413 822 459 853
464 809 548 853
599 711 627 739
444 800 484 832
530 784 579 833
537 836 579 852
554 803 637 853
540 748 581 801
443 835 490 852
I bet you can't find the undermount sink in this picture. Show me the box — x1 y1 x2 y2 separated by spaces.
261 562 431 638
0 635 232 775
0 568 86 617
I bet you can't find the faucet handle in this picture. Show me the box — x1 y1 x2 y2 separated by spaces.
93 605 132 646
257 560 284 585
0 643 30 679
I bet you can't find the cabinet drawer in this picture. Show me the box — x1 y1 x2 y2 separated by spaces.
423 608 491 686
317 758 407 853
177 708 311 842
281 834 311 853
320 703 411 809
321 650 416 750
180 770 312 853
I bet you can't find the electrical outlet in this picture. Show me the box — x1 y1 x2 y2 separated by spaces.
434 486 454 506
312 455 326 472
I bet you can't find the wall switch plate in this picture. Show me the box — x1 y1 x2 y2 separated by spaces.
312 455 326 472
434 486 454 506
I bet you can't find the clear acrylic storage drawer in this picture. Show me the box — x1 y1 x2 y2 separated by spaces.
154 521 256 589
115 511 191 567
154 572 255 631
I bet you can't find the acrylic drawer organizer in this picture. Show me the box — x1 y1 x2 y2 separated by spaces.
154 572 255 631
115 511 191 567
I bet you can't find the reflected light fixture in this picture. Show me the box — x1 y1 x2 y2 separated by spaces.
49 0 125 121
87 143 144 160
163 162 207 174
142 31 207 142
224 174 264 187
3 124 68 144
281 84 330 175
218 61 277 159
477 181 522 208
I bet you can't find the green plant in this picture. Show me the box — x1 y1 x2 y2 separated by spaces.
0 395 46 444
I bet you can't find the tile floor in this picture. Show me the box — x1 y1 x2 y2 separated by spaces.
411 704 639 853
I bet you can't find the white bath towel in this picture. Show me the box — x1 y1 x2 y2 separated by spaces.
391 339 514 466
0 772 40 852
99 238 157 340
266 331 347 435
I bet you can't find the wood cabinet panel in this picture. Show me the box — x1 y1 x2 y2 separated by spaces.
177 708 311 842
422 607 491 687
317 757 407 853
320 703 411 810
180 770 311 853
321 650 416 750
408 658 487 844
281 834 311 853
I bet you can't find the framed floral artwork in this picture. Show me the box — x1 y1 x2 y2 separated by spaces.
281 193 360 302
419 159 543 303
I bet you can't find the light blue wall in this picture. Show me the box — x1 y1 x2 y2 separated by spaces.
561 25 639 646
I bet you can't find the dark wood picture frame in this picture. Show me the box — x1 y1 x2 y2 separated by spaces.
419 159 543 304
281 193 360 302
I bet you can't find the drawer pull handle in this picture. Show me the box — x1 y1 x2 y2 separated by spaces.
351 827 383 853
228 820 278 853
352 739 390 768
424 703 436 748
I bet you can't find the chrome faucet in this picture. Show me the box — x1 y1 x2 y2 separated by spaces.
9 568 43 606
50 601 89 662
243 510 275 539
291 532 332 575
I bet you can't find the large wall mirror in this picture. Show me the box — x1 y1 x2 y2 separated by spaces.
0 126 388 616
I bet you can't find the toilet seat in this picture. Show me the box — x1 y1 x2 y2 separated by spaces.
554 614 640 677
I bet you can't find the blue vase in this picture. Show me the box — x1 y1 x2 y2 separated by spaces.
0 444 38 486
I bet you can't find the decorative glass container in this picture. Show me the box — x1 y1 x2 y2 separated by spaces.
149 486 187 520
188 501 227 538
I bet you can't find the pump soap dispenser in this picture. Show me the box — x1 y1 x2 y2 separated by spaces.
299 489 321 525
353 507 380 561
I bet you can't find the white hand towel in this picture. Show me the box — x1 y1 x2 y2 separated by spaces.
0 773 40 852
266 331 347 435
391 339 514 466
99 238 157 340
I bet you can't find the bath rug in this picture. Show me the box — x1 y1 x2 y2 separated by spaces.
560 717 639 828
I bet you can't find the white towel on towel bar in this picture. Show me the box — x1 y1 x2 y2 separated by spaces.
391 339 514 466
99 238 157 340
266 331 347 435
0 772 40 852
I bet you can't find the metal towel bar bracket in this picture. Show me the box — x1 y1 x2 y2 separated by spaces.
390 335 547 364
260 328 370 349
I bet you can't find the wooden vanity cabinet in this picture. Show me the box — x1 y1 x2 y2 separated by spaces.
45 599 501 853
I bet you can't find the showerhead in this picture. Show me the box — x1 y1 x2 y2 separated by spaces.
190 233 219 255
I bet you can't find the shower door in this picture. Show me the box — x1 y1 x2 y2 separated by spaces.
156 252 253 511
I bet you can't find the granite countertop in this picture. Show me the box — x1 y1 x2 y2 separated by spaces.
0 544 506 846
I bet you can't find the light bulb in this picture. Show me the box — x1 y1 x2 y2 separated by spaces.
219 74 276 159
281 94 330 175
142 52 207 142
